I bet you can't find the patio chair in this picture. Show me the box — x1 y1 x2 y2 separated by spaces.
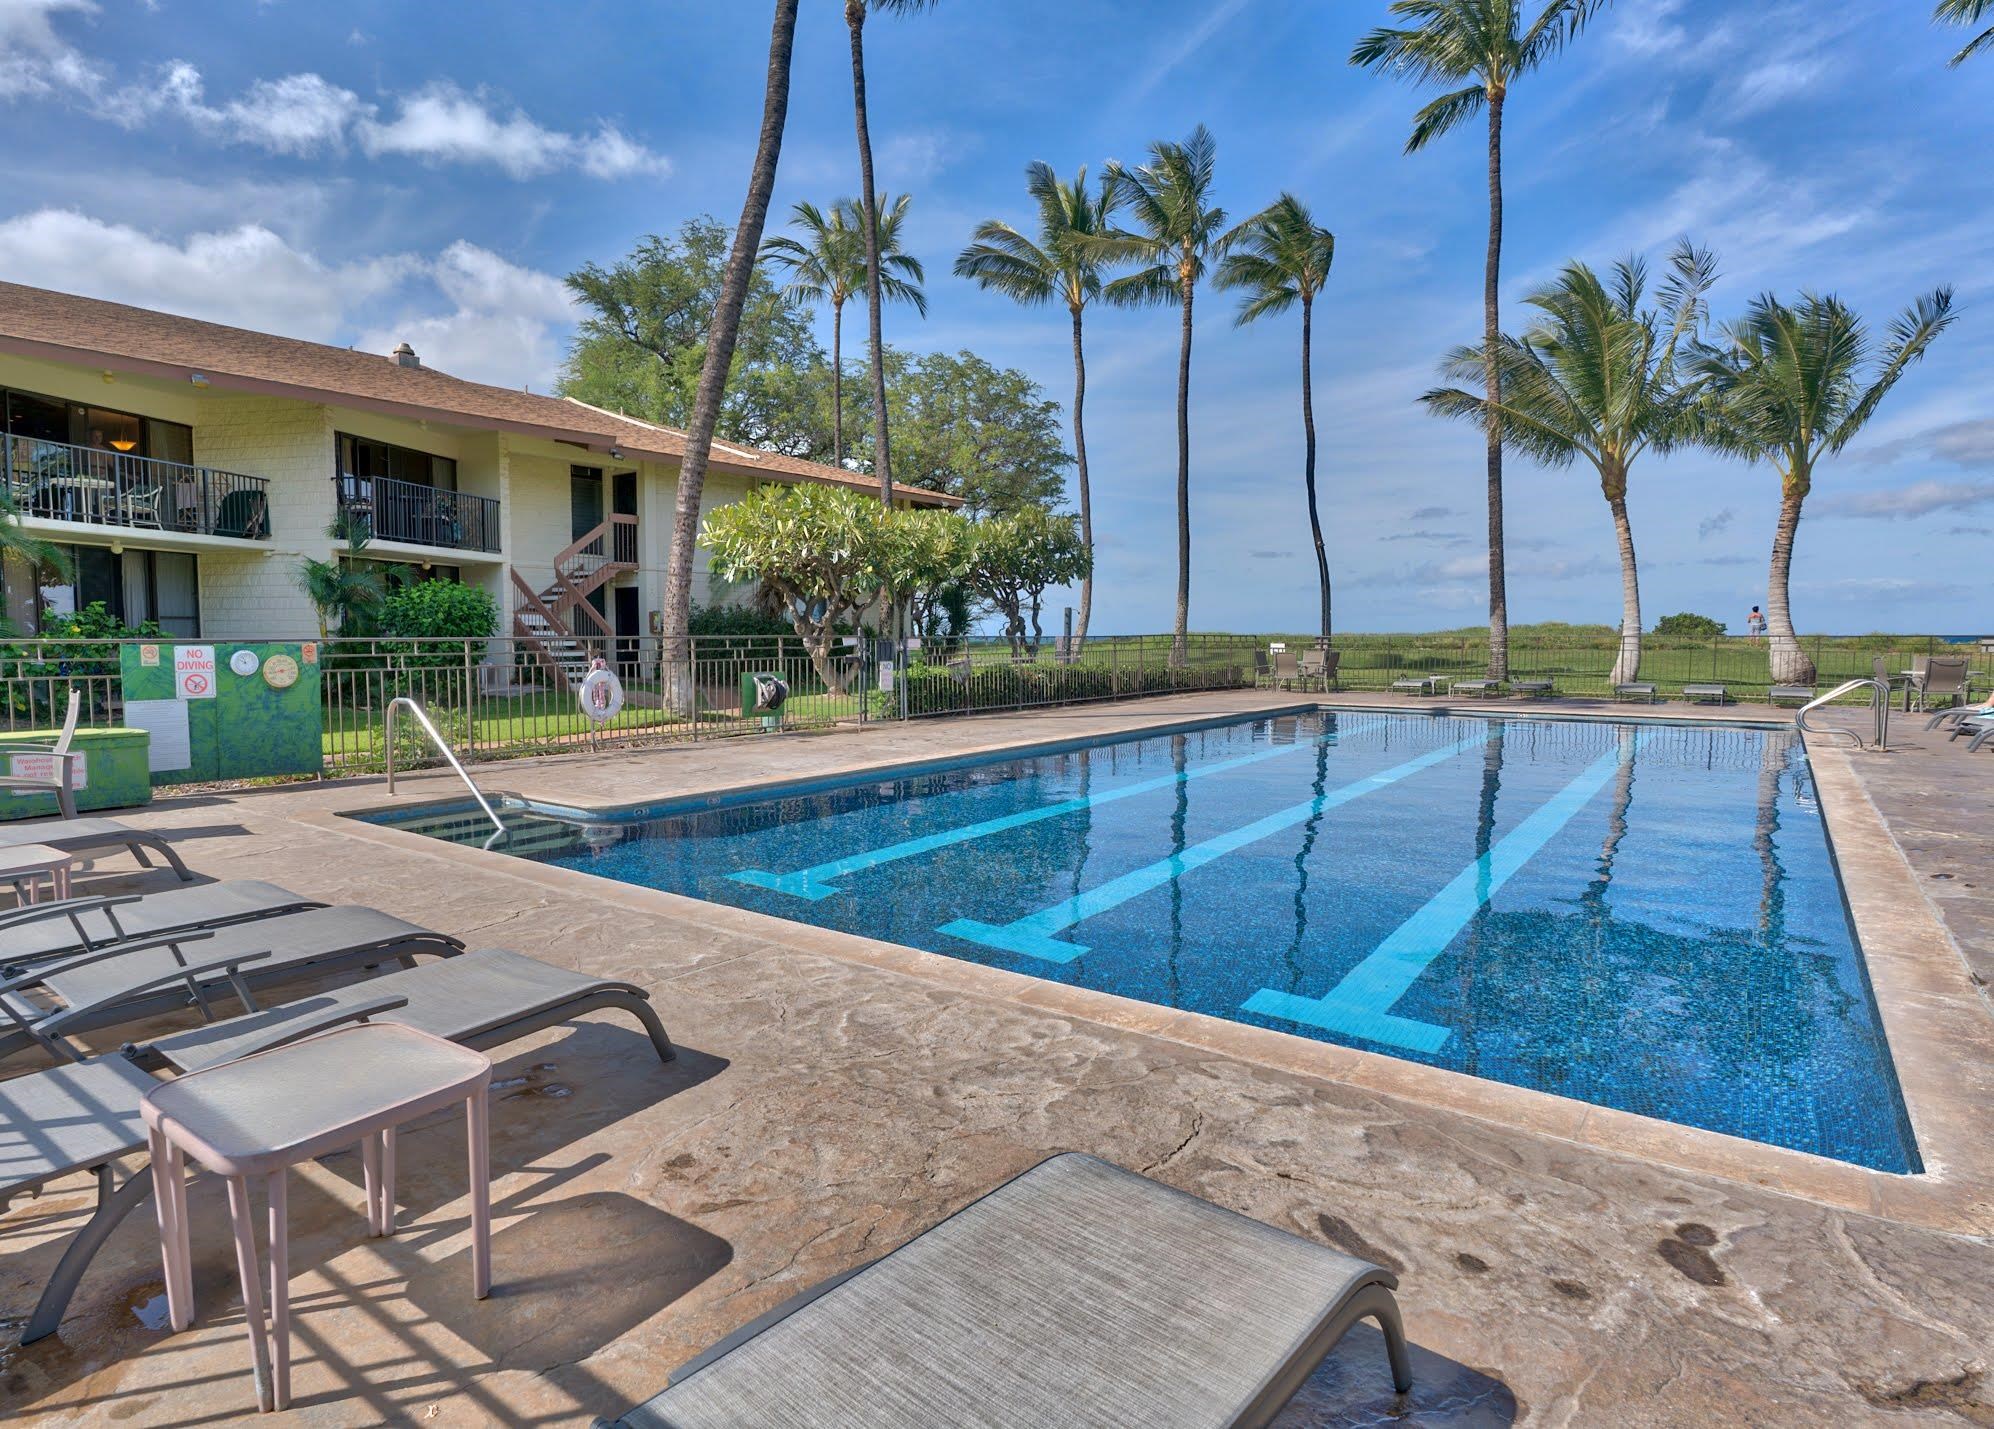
1909 655 1970 712
1614 682 1658 703
117 485 164 529
0 905 463 1061
213 488 268 539
0 816 193 881
1270 650 1300 688
0 690 83 818
1252 650 1271 687
2 946 673 1345
0 880 321 967
597 1152 1411 1429
1681 683 1730 705
1298 649 1341 692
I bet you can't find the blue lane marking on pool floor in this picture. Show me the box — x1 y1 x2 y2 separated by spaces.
1242 732 1640 1053
940 724 1491 962
729 731 1336 901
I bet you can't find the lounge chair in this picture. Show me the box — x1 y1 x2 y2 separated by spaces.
0 905 461 1060
0 690 83 819
1510 679 1553 698
1682 683 1730 704
2 947 672 1344
1614 682 1658 703
1926 692 1994 734
0 817 192 881
0 881 320 967
1391 675 1444 697
597 1152 1411 1429
1769 684 1815 707
1450 679 1500 698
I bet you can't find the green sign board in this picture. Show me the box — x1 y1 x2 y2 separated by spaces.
119 641 323 785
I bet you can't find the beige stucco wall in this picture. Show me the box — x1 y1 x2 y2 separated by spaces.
192 392 335 637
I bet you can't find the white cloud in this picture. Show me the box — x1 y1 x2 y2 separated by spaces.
357 241 579 388
355 83 669 179
0 208 413 338
1817 480 1994 520
0 0 103 99
115 63 368 155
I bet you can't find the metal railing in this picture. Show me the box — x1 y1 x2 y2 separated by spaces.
334 474 501 553
383 696 508 845
1797 679 1890 750
5 434 270 539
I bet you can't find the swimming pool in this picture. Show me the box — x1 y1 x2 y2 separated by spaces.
364 710 1920 1172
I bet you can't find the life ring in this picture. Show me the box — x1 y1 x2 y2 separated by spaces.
578 665 625 723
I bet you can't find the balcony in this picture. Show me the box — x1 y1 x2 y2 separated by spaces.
334 473 500 555
4 434 271 540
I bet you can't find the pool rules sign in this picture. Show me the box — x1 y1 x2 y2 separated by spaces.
174 645 217 700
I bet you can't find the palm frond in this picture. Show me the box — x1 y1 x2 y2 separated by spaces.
1935 0 1994 63
1406 84 1487 151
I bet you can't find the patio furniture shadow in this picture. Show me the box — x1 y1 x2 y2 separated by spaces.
1277 1320 1517 1426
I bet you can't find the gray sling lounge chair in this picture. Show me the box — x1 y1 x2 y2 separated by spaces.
598 1152 1411 1429
0 881 320 966
1 947 672 1344
0 691 83 818
0 905 461 1060
0 817 192 881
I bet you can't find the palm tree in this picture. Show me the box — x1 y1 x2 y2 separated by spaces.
955 163 1127 649
296 516 386 640
845 0 939 505
659 0 801 715
1351 0 1611 681
0 489 69 591
1422 242 1717 686
1103 125 1227 667
763 194 927 469
1936 0 1994 63
1216 194 1337 652
1696 287 1957 686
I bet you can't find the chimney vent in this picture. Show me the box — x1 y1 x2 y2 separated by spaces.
391 342 420 369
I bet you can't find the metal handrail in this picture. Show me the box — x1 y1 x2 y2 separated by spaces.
384 697 508 846
1796 678 1889 750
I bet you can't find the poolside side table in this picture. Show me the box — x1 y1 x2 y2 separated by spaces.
141 1023 493 1413
0 842 72 904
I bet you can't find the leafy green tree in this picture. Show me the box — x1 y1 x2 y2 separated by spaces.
1424 241 1717 685
844 0 940 503
378 578 501 672
296 516 386 640
955 163 1130 645
1696 288 1956 685
762 194 927 468
966 506 1092 656
562 216 832 460
1352 0 1612 681
1936 0 1993 63
0 489 68 597
1216 193 1338 652
871 350 1071 517
1653 612 1724 639
704 484 917 694
1103 125 1227 667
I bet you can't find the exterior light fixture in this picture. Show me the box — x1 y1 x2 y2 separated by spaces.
189 372 210 388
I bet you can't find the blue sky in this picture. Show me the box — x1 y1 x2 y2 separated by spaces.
1 0 1988 635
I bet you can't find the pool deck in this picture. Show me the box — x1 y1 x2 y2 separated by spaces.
5 690 1992 1425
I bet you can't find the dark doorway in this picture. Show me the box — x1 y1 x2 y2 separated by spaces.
611 470 637 517
571 466 604 541
614 586 641 669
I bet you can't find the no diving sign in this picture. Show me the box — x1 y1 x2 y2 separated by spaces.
175 645 217 700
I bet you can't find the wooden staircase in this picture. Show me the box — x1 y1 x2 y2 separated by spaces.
511 514 637 689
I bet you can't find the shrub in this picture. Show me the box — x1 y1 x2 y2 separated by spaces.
378 581 499 673
1652 612 1725 639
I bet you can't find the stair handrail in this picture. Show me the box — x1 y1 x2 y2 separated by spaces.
1796 678 1889 750
384 697 508 847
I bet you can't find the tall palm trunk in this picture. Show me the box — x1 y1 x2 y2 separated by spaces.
1604 480 1641 687
846 4 893 505
1171 260 1194 668
1301 294 1330 649
1070 305 1092 650
1765 473 1814 684
660 0 800 715
830 297 845 468
1482 90 1509 682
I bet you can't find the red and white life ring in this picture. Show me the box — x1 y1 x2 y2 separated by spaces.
578 665 624 723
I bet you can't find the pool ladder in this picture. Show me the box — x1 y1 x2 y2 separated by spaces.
1795 679 1890 751
384 697 510 848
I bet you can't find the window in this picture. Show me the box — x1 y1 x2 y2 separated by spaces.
28 545 200 635
336 433 457 491
0 386 190 459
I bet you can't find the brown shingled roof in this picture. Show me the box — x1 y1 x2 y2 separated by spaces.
0 280 959 506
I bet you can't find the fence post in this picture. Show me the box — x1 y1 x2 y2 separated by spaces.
461 639 476 756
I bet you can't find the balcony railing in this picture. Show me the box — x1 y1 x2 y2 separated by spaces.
335 473 501 554
4 433 271 540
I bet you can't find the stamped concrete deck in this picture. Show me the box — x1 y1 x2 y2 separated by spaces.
4 691 1992 1425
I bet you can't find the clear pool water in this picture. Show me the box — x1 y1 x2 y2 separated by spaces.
364 710 1920 1171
